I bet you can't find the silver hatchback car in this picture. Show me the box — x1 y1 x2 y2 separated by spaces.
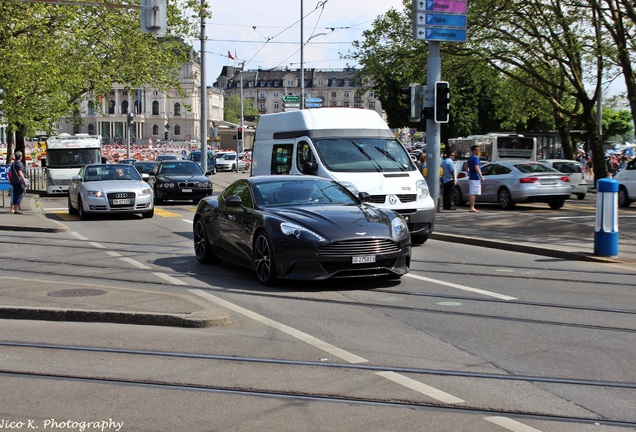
538 159 588 200
455 161 571 210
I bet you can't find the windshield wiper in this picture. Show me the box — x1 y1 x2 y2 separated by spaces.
351 141 382 172
374 146 408 171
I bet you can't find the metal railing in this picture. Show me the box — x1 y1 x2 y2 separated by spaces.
25 167 47 193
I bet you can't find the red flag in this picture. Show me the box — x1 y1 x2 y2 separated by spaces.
228 50 235 60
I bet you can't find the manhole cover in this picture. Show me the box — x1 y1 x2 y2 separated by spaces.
47 289 107 298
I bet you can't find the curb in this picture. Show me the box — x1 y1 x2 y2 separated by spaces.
0 306 232 328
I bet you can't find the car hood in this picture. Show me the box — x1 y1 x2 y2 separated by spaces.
267 204 396 239
156 174 209 182
84 180 151 191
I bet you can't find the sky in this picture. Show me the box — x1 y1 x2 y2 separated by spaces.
197 0 405 85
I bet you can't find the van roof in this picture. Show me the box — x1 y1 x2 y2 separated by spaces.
255 108 394 141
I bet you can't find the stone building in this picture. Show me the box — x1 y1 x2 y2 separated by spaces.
56 60 224 146
215 67 383 116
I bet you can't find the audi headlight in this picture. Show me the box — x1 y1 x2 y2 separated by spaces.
87 190 104 198
280 222 326 242
391 216 409 241
416 179 431 200
139 188 152 196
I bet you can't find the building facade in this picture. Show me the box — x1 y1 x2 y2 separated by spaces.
215 67 383 116
56 61 224 145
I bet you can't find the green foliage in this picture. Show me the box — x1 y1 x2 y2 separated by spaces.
223 94 259 124
602 109 633 142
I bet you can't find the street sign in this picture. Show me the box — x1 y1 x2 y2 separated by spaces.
412 0 467 43
282 95 300 103
305 103 322 108
417 13 466 27
284 103 300 108
305 98 322 103
415 27 467 42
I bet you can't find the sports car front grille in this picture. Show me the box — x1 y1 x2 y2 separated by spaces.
317 239 400 256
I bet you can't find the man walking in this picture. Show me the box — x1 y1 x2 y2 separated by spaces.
467 145 484 212
441 150 456 210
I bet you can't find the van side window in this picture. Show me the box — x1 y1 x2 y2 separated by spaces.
271 144 293 174
296 141 317 175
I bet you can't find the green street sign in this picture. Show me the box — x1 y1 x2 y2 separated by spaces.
282 95 300 103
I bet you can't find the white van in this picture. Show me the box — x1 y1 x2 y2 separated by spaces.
251 108 435 243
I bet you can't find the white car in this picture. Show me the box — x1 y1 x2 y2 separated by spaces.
615 159 636 207
68 164 154 220
539 159 588 200
216 153 248 172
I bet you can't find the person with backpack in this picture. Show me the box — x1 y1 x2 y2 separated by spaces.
9 151 29 214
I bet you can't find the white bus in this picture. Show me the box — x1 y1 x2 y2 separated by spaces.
448 134 537 162
44 133 102 194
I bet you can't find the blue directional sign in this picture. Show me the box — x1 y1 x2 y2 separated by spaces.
305 98 322 103
413 0 467 43
422 27 466 42
305 103 322 108
425 13 466 27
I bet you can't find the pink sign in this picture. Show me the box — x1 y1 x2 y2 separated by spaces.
426 0 467 13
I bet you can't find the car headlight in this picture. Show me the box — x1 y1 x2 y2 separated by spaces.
139 188 152 196
280 222 326 242
339 181 359 196
391 216 409 241
196 181 212 188
87 190 104 197
416 179 431 200
159 182 175 188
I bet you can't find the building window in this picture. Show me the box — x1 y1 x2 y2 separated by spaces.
87 101 95 115
274 101 279 110
331 91 337 98
123 90 128 96
259 102 266 111
153 90 159 96
287 79 294 86
109 90 115 96
152 101 159 115
174 125 181 135
273 91 279 98
134 100 142 114
318 80 324 86
344 91 349 98
108 100 115 114
121 100 129 114
174 103 181 116
369 101 376 110
88 124 95 134
152 124 159 135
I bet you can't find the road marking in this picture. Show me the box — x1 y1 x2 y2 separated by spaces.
154 272 188 286
154 208 182 218
119 257 151 269
375 371 464 404
106 251 121 257
406 274 517 300
71 232 88 241
182 219 192 224
483 416 543 431
190 289 369 364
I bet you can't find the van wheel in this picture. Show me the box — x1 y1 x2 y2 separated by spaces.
411 234 429 245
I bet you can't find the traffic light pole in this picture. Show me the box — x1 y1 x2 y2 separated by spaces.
200 2 208 174
426 41 441 204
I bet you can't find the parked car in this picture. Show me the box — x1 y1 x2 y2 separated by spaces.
454 161 571 210
118 158 137 165
132 161 157 178
155 154 184 162
148 160 213 204
215 152 248 172
615 159 636 207
539 159 588 200
187 150 217 175
67 164 154 220
193 176 411 285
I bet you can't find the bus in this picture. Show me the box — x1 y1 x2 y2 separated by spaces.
448 134 537 162
44 133 102 194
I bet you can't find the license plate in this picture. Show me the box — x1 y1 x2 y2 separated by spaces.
113 199 130 205
182 188 192 193
541 180 556 185
352 255 376 264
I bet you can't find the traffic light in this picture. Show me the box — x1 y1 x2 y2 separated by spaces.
164 132 169 141
141 0 167 37
434 81 450 123
237 127 243 140
127 112 133 125
399 83 421 122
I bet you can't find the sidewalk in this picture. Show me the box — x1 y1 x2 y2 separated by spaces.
1 188 634 329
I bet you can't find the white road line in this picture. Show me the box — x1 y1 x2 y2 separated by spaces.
483 416 544 432
119 257 151 269
71 232 88 241
153 272 188 286
190 289 369 364
375 371 464 404
106 251 121 257
406 274 517 300
89 242 106 249
182 219 192 224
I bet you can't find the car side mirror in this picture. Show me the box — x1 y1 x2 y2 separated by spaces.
71 175 81 181
225 195 243 207
358 192 370 202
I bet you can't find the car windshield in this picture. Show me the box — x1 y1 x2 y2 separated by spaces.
513 163 558 174
221 154 237 161
254 179 358 207
159 162 204 175
84 165 142 181
314 138 414 173
133 162 156 174
553 161 581 174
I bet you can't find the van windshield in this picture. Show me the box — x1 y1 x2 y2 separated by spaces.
314 138 414 173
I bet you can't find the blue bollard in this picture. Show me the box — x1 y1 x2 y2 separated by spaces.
594 178 619 257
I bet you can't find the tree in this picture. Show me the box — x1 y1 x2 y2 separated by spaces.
223 94 259 124
0 0 198 162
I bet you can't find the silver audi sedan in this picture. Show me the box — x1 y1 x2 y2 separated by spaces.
68 164 154 219
455 161 571 209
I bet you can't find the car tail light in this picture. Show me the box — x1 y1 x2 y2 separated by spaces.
560 176 570 182
519 177 539 183
457 172 466 179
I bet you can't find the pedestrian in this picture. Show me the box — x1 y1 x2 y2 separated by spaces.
417 152 427 176
9 151 29 214
466 145 484 212
441 149 457 210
